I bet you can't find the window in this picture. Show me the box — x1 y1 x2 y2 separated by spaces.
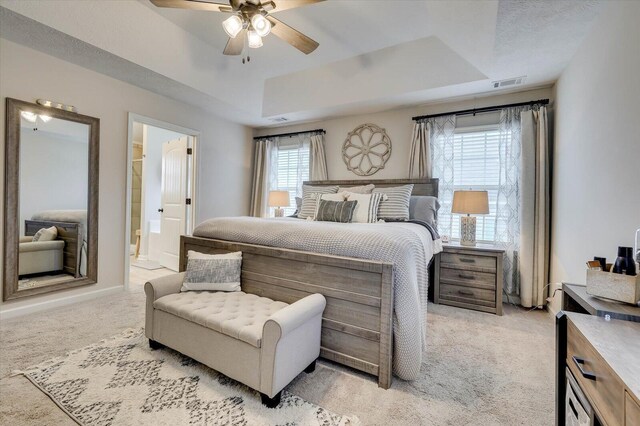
442 126 510 243
272 143 309 216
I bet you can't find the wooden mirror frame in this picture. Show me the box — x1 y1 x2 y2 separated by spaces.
3 98 99 300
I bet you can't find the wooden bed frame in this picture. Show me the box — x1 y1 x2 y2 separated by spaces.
25 219 82 278
180 178 438 389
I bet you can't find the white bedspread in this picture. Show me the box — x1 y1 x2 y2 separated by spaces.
193 217 442 380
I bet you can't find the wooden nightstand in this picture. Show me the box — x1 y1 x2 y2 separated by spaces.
434 242 504 315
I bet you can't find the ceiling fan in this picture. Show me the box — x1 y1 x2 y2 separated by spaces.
150 0 324 56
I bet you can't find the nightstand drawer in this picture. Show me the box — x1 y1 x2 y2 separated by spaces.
439 283 496 307
441 252 496 272
440 267 496 290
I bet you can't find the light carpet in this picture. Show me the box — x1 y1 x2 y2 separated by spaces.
16 329 357 425
0 282 555 425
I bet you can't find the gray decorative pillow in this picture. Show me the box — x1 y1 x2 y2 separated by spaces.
181 250 242 292
298 185 339 219
337 184 375 194
315 200 358 223
409 196 440 227
32 226 57 242
373 184 414 221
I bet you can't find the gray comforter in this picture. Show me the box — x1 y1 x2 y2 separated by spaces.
193 217 442 380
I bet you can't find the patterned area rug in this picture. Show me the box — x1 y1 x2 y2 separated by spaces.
17 329 359 426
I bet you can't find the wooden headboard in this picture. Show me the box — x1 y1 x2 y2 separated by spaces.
303 178 439 197
25 220 81 278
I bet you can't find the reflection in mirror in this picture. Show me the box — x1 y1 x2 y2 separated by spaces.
17 112 89 291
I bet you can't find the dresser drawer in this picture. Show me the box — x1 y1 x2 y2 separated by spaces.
567 321 624 425
626 392 640 426
441 252 496 272
440 267 496 290
439 283 496 307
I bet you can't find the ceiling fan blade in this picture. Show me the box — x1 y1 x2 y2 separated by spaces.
223 29 246 55
267 16 318 54
150 0 232 12
269 0 324 13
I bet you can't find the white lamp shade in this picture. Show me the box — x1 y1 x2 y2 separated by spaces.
268 191 290 207
247 30 263 48
451 190 489 215
251 14 271 37
222 15 243 38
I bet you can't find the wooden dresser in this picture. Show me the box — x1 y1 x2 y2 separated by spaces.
434 243 504 315
556 312 640 425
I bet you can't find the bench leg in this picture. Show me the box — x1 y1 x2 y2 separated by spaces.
149 339 164 350
260 391 282 408
304 360 316 374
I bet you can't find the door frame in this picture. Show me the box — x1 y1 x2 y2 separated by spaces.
125 113 200 290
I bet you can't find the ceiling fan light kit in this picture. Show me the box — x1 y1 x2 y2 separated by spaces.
251 13 271 37
151 0 322 56
247 30 263 48
222 14 244 38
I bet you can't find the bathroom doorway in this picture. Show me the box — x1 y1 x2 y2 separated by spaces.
125 114 199 288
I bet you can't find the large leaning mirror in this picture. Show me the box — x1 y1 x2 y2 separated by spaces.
3 98 99 300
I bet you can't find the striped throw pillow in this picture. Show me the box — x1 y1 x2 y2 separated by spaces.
315 200 358 223
373 184 414 221
297 185 339 219
344 192 386 223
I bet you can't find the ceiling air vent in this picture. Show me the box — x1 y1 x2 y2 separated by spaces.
270 117 288 123
492 76 526 89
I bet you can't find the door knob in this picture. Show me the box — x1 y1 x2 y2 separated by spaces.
158 208 164 213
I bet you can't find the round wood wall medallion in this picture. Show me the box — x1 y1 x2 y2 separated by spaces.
342 123 392 176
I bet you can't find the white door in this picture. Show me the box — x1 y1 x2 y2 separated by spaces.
159 136 189 271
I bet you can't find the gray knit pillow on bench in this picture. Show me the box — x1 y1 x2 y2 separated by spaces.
181 250 242 292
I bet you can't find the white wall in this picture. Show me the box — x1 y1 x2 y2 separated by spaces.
550 1 640 286
0 39 253 317
255 87 553 180
19 130 88 235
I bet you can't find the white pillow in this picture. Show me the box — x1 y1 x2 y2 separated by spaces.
181 250 242 292
32 226 57 242
337 184 375 194
343 192 386 223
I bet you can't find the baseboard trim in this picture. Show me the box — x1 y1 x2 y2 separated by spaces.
0 286 124 320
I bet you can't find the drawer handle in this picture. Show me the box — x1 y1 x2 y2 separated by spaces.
459 258 476 263
458 274 475 280
458 289 474 296
572 356 596 381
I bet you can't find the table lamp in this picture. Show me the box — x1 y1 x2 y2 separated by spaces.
452 190 489 246
268 190 290 217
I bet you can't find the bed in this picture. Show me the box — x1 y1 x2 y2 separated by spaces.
180 178 440 389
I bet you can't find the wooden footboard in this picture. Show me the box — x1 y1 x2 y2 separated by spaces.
180 235 394 389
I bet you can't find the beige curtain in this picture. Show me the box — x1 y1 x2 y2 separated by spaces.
409 120 431 179
519 106 550 307
309 133 328 180
249 138 275 217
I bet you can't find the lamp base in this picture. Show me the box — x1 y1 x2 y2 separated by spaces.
274 207 285 218
460 215 477 246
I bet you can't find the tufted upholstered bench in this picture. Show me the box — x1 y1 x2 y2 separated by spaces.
144 272 326 407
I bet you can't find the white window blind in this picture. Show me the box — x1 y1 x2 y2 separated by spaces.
447 127 508 243
274 144 309 216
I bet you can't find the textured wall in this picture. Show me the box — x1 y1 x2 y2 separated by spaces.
254 87 553 181
550 1 640 285
0 39 253 316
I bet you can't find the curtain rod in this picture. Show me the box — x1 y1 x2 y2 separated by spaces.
253 128 326 140
411 99 550 121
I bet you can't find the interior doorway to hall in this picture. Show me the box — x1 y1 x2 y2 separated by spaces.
126 115 199 288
